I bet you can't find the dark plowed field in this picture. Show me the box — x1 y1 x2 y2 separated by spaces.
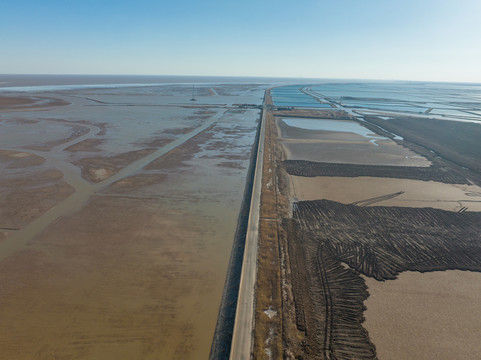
285 218 376 360
283 160 469 184
285 200 481 359
365 116 481 174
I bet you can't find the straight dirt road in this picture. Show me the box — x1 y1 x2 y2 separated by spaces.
229 104 266 359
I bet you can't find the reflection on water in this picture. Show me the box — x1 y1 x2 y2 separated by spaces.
270 82 481 123
282 118 385 140
271 85 329 108
0 83 264 360
309 82 481 122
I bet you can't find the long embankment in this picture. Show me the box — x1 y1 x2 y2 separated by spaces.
209 96 266 359
229 98 266 359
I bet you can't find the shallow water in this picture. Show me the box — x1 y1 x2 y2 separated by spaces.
308 82 481 121
282 118 385 140
274 102 331 108
270 86 328 107
0 83 264 359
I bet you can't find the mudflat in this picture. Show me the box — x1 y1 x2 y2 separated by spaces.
0 150 74 232
0 83 265 359
0 94 69 110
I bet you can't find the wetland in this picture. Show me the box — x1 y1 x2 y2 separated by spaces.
0 79 266 359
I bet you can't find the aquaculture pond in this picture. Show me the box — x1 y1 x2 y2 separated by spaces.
271 86 331 108
309 82 481 122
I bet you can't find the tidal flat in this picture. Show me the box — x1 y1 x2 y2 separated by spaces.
0 82 266 359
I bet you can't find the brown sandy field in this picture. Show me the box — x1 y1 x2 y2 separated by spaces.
363 271 481 359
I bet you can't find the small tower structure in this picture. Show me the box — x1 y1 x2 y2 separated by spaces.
190 85 197 101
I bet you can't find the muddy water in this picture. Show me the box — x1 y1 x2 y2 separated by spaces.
363 271 481 359
0 112 223 262
276 118 430 167
0 84 265 359
290 176 481 212
281 118 386 140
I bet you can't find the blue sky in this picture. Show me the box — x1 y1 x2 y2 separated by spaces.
1 0 480 82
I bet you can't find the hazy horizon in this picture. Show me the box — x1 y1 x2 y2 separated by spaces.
1 74 481 88
2 0 481 83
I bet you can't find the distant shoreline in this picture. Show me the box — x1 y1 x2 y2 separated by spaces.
0 74 311 91
1 74 479 91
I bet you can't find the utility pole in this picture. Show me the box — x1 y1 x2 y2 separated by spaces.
190 85 197 101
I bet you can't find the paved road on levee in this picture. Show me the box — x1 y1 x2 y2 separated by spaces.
229 103 266 359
